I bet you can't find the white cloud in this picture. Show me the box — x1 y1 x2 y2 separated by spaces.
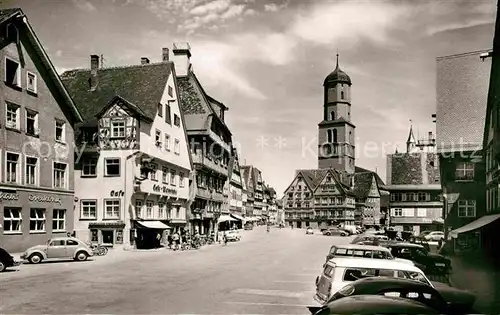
244 8 257 16
191 41 267 99
427 18 495 36
221 4 246 19
72 0 96 12
290 1 410 46
190 0 231 15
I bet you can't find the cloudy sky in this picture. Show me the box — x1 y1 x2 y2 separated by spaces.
2 0 496 196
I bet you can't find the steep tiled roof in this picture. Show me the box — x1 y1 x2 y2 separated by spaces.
0 8 83 123
355 166 385 186
436 50 491 152
353 172 374 198
299 169 329 190
387 152 440 185
61 62 171 121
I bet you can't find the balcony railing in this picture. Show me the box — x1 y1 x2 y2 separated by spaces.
192 152 228 176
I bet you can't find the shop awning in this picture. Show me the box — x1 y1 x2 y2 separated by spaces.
432 218 444 224
136 220 171 229
230 213 246 222
217 215 237 223
449 214 500 238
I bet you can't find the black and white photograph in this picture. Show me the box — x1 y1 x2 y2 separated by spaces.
0 0 499 314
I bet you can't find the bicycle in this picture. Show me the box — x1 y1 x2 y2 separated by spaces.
86 242 108 256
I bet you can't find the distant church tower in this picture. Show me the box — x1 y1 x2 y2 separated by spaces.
318 54 356 174
406 123 417 153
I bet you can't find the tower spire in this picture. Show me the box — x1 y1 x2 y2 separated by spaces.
406 119 416 153
336 50 339 69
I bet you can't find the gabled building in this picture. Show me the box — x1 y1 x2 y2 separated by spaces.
240 165 263 222
283 169 356 228
436 50 490 247
0 8 83 252
174 43 233 234
264 185 277 223
352 171 383 227
241 166 253 218
61 50 192 249
385 125 443 235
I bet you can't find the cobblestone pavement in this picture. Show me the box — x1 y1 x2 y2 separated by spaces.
0 227 352 314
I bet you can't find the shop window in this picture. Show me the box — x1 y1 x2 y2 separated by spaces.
55 120 66 142
53 162 67 189
116 230 123 244
110 120 125 138
104 158 120 177
104 199 120 219
81 200 97 219
3 208 22 233
30 208 45 232
25 156 38 185
6 152 19 183
82 158 97 177
90 229 98 242
26 110 39 136
52 209 66 231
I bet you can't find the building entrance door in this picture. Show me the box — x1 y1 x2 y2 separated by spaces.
102 230 114 245
297 221 302 229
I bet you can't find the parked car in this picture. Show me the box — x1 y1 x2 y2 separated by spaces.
388 243 451 274
20 237 94 264
314 257 430 304
306 227 314 235
322 228 348 236
224 230 241 241
0 247 20 272
308 295 439 315
244 224 253 230
324 244 415 267
424 231 444 242
407 236 431 251
323 276 475 314
351 235 392 247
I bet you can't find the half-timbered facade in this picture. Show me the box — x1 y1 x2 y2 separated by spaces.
283 169 356 228
228 146 244 222
62 51 192 249
0 9 83 253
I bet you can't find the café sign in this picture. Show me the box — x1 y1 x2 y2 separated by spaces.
0 192 18 201
110 190 125 197
153 184 177 196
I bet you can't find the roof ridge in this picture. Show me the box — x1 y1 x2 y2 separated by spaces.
61 61 172 76
436 49 492 60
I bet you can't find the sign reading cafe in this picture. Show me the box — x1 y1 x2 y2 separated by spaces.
153 184 177 195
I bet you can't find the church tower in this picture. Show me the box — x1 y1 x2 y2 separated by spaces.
406 124 417 153
318 54 356 174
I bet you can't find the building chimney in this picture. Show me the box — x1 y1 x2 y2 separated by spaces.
162 48 169 62
172 42 191 77
141 57 150 65
89 54 99 90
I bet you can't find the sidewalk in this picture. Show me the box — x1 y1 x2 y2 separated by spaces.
447 255 500 313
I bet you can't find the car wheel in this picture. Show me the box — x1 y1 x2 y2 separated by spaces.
0 260 5 272
341 233 346 237
29 253 43 264
325 232 331 236
75 251 88 261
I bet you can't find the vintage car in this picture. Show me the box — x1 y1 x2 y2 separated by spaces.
0 247 20 272
314 257 430 304
306 227 314 235
324 244 416 267
407 236 431 251
308 295 439 315
20 237 94 264
320 276 475 314
388 243 451 274
425 231 445 242
322 228 348 237
224 230 241 242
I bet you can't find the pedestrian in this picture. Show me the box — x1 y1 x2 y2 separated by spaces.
223 232 228 246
